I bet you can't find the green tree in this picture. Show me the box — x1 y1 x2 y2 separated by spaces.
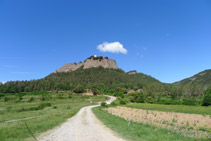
202 89 211 106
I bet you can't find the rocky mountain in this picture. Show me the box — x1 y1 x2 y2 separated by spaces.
54 56 118 73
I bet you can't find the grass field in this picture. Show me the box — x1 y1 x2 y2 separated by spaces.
93 107 195 141
125 103 211 115
0 92 105 141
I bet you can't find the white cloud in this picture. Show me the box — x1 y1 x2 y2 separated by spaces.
97 42 128 54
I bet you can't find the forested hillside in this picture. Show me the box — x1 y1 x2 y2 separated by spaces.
0 67 210 105
0 67 165 94
174 69 211 97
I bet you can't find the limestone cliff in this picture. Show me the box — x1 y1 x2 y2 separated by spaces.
54 56 118 73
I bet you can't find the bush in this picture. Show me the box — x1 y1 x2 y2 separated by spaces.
40 95 46 101
4 97 9 102
92 88 99 95
145 96 154 104
28 97 34 102
68 94 73 99
38 103 51 109
73 86 85 93
101 102 106 107
128 92 145 103
202 89 211 106
182 97 196 106
120 98 127 105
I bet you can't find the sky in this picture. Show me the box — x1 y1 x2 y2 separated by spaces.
0 0 211 83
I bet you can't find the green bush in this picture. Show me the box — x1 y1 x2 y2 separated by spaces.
3 97 9 102
68 94 73 98
73 86 85 93
202 89 211 106
120 98 127 105
128 92 145 103
28 97 34 102
101 102 106 107
145 96 154 104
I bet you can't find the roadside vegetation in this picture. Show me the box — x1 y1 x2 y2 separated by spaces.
0 91 105 141
93 107 195 141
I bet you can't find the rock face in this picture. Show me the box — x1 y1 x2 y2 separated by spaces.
127 70 138 75
54 56 118 73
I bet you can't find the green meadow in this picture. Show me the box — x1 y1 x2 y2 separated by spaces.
0 92 105 141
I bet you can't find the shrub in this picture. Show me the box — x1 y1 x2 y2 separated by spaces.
101 102 106 107
73 86 85 93
120 98 127 105
182 97 196 106
28 97 34 102
92 88 99 95
202 89 211 106
36 103 50 110
40 95 46 101
4 97 9 102
128 92 145 103
145 96 154 104
68 94 73 99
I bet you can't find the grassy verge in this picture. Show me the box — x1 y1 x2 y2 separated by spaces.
93 107 195 141
0 92 105 141
125 103 211 115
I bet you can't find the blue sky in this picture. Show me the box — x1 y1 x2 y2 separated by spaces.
0 0 211 83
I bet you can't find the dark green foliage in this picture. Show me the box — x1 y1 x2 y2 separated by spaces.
17 103 52 112
68 94 73 99
101 102 106 107
202 89 211 106
73 86 85 93
0 67 209 106
28 97 34 102
3 97 8 102
145 96 154 104
128 92 145 103
119 98 127 105
0 67 162 94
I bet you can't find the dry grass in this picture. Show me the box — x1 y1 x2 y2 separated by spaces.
105 106 211 139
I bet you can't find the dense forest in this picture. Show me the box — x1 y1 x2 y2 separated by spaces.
0 67 210 105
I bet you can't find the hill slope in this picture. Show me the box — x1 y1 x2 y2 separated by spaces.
0 67 168 96
174 69 211 97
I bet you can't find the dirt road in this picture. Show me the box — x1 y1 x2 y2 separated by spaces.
39 96 124 141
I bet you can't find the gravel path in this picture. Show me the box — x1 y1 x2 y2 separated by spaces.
39 96 124 141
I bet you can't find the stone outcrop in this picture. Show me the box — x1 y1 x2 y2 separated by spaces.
127 70 138 75
54 56 118 73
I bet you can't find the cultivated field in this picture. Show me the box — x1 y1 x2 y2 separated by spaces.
0 92 105 140
93 107 195 141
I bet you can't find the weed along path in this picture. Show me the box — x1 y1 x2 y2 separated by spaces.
39 96 124 141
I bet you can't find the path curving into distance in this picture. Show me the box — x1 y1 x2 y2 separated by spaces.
39 96 125 141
